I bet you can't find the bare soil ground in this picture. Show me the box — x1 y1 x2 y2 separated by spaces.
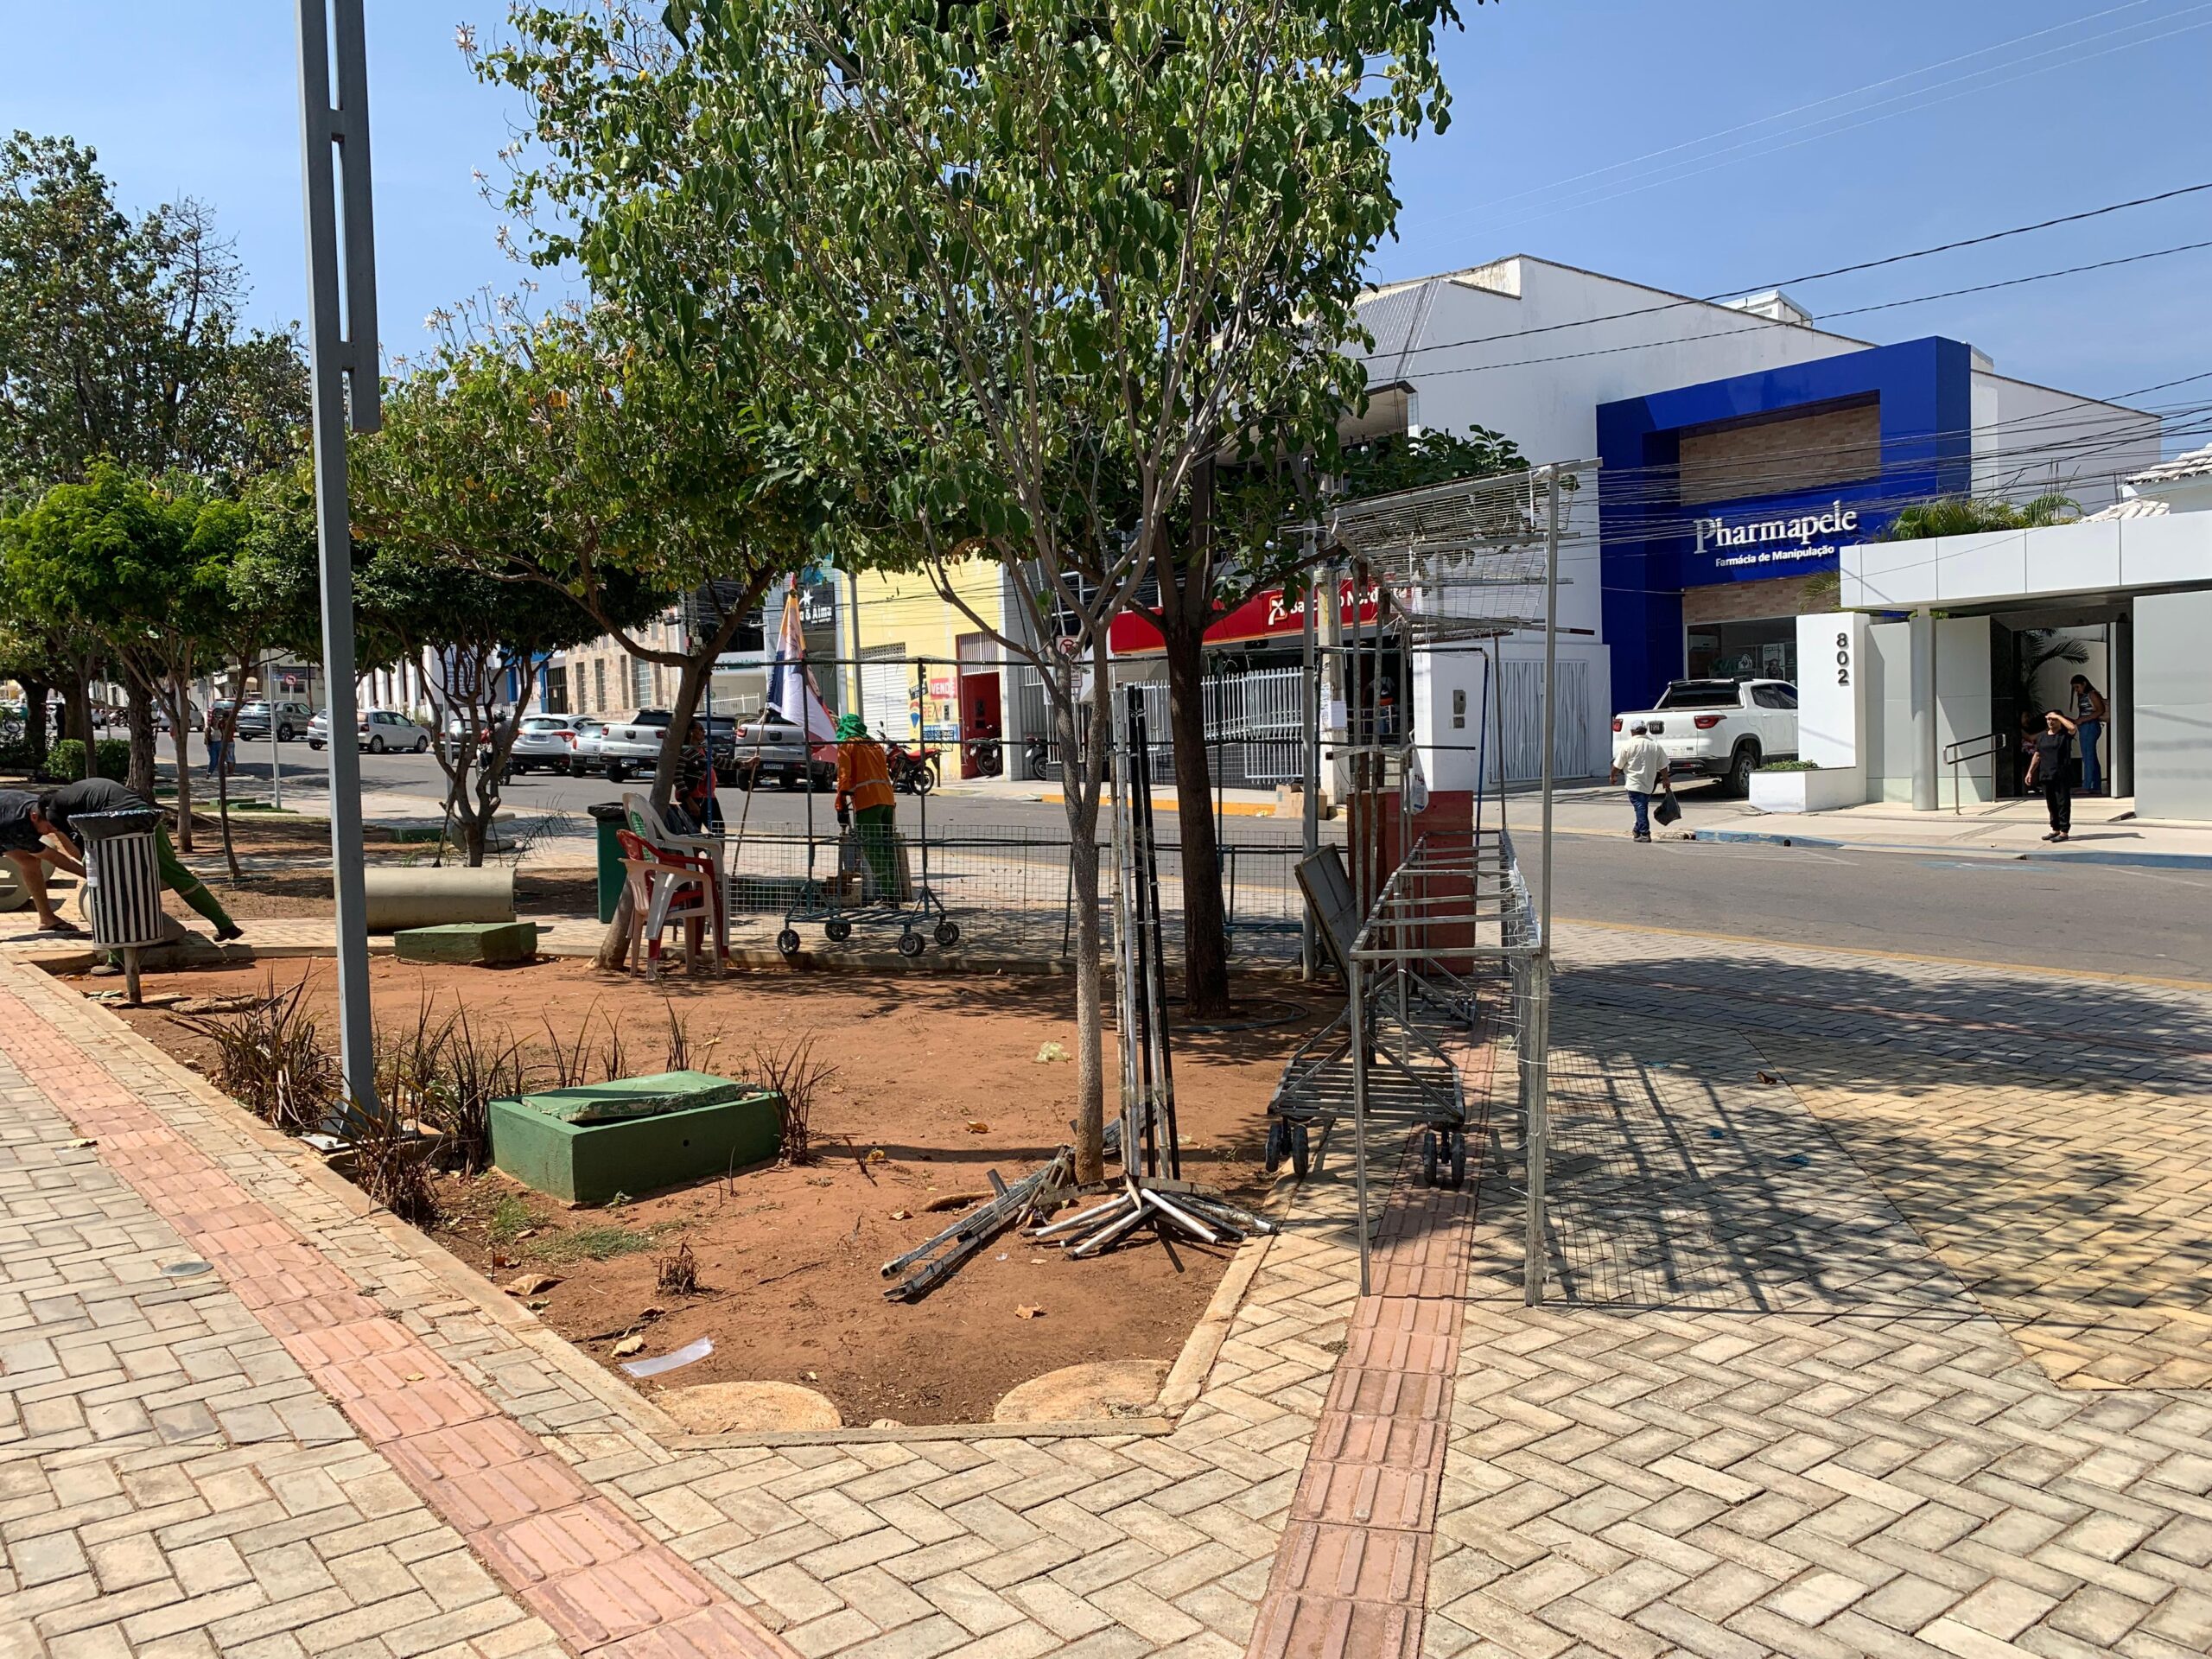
111 956 1324 1426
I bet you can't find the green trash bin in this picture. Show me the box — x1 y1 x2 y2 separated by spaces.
588 801 629 922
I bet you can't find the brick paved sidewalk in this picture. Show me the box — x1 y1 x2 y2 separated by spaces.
6 926 2212 1659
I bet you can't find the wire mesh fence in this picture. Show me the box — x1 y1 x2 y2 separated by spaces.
709 820 1306 963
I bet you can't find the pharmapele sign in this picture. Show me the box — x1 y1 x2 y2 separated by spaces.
1691 499 1874 575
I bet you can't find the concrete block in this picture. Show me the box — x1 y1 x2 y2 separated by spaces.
503 1069 754 1125
489 1074 782 1204
391 921 538 966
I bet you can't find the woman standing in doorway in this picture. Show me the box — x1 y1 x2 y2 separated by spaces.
2069 675 2109 794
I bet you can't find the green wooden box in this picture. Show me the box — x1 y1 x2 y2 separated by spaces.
488 1071 781 1205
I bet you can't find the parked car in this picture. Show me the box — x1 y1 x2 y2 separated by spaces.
1611 677 1798 796
593 709 671 783
306 710 330 749
358 709 432 753
152 701 205 733
233 699 315 741
728 711 835 791
510 713 593 774
568 717 608 775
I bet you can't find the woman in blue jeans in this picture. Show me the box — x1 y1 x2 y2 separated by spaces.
2069 675 2109 793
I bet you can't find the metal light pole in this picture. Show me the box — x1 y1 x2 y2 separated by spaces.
296 0 381 1116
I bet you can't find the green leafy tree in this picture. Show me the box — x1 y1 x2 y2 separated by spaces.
0 464 237 848
0 132 308 495
477 0 1461 1173
352 311 823 918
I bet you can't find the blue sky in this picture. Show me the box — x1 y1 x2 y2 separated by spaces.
4 0 2209 417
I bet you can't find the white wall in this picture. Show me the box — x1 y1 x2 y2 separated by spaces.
1845 514 2212 611
1794 612 1868 774
1970 371 2161 514
1936 617 1994 806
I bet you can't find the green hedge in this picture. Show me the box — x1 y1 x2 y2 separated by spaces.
38 739 130 784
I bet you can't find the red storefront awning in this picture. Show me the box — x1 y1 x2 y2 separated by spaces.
1107 576 1382 654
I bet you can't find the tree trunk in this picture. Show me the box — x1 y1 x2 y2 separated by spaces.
165 681 194 852
595 615 744 972
1161 608 1231 1017
124 680 156 800
18 677 48 767
215 726 238 880
59 661 92 747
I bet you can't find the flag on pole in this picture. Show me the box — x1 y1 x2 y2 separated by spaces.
765 587 837 754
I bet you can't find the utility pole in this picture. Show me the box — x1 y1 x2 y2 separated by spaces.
296 0 381 1117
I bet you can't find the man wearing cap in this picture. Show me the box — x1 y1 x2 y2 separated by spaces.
0 778 242 942
833 713 899 899
1617 721 1673 844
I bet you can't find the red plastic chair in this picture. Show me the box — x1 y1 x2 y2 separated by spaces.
614 827 721 979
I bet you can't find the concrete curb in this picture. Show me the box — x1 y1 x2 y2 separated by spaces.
1692 825 2212 870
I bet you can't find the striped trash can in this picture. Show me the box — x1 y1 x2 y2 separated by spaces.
74 808 168 1002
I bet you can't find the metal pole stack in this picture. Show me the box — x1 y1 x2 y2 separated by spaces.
1036 683 1275 1260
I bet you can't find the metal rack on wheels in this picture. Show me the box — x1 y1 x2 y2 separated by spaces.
1267 461 1592 1299
766 653 960 959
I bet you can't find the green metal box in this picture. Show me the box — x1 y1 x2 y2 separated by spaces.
392 921 539 966
488 1071 781 1205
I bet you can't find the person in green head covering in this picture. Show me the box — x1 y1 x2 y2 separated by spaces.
834 713 899 898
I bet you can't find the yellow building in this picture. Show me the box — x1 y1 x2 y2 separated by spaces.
846 556 1026 779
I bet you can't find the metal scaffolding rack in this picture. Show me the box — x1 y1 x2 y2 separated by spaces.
1273 460 1598 1300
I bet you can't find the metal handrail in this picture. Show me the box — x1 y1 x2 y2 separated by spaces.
1942 729 2005 815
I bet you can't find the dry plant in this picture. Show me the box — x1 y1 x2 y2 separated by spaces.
655 1239 699 1295
344 1096 436 1223
427 1005 524 1175
751 1035 836 1166
181 973 341 1135
541 1011 596 1089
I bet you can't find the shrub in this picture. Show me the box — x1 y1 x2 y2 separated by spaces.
1757 760 1820 772
41 739 86 782
752 1034 835 1167
92 739 129 781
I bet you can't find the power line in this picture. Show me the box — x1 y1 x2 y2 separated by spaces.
1475 9 2212 238
1442 0 2174 226
1360 180 2212 367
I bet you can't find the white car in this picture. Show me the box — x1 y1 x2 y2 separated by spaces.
306 710 330 749
510 714 592 774
358 709 432 753
1611 677 1798 796
569 718 608 775
594 709 671 784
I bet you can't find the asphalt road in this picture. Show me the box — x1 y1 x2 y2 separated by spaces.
163 736 2212 983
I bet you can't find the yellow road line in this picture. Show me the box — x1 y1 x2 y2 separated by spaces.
1554 914 2212 992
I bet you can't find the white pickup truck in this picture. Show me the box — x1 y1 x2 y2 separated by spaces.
1611 677 1799 796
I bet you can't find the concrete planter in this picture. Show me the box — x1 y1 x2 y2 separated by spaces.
1748 768 1863 814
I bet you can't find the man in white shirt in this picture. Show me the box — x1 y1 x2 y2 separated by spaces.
1618 721 1672 843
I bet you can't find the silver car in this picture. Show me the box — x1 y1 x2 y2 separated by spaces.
510 713 590 774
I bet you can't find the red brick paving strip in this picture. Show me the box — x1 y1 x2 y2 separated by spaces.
0 988 798 1659
1244 1033 1496 1659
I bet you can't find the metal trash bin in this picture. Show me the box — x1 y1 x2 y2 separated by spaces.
73 807 168 1003
588 802 628 923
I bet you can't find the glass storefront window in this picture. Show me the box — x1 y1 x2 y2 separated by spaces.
1685 619 1799 683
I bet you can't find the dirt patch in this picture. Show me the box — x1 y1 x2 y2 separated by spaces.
111 956 1322 1426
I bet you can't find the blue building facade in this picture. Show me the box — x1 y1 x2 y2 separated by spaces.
1597 337 1975 711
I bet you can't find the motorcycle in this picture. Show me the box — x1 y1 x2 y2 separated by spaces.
883 734 939 795
1023 734 1052 779
964 736 1003 778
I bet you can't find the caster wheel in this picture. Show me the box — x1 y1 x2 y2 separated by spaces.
896 931 925 959
1289 1121 1311 1180
775 928 802 957
1421 1128 1440 1190
824 918 853 943
1450 1131 1467 1191
1263 1118 1287 1175
933 920 960 948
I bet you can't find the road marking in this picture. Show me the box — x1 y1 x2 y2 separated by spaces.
1554 914 2212 991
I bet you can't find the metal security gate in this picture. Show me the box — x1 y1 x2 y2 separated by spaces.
861 657 910 738
1017 663 1306 785
1499 658 1592 784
